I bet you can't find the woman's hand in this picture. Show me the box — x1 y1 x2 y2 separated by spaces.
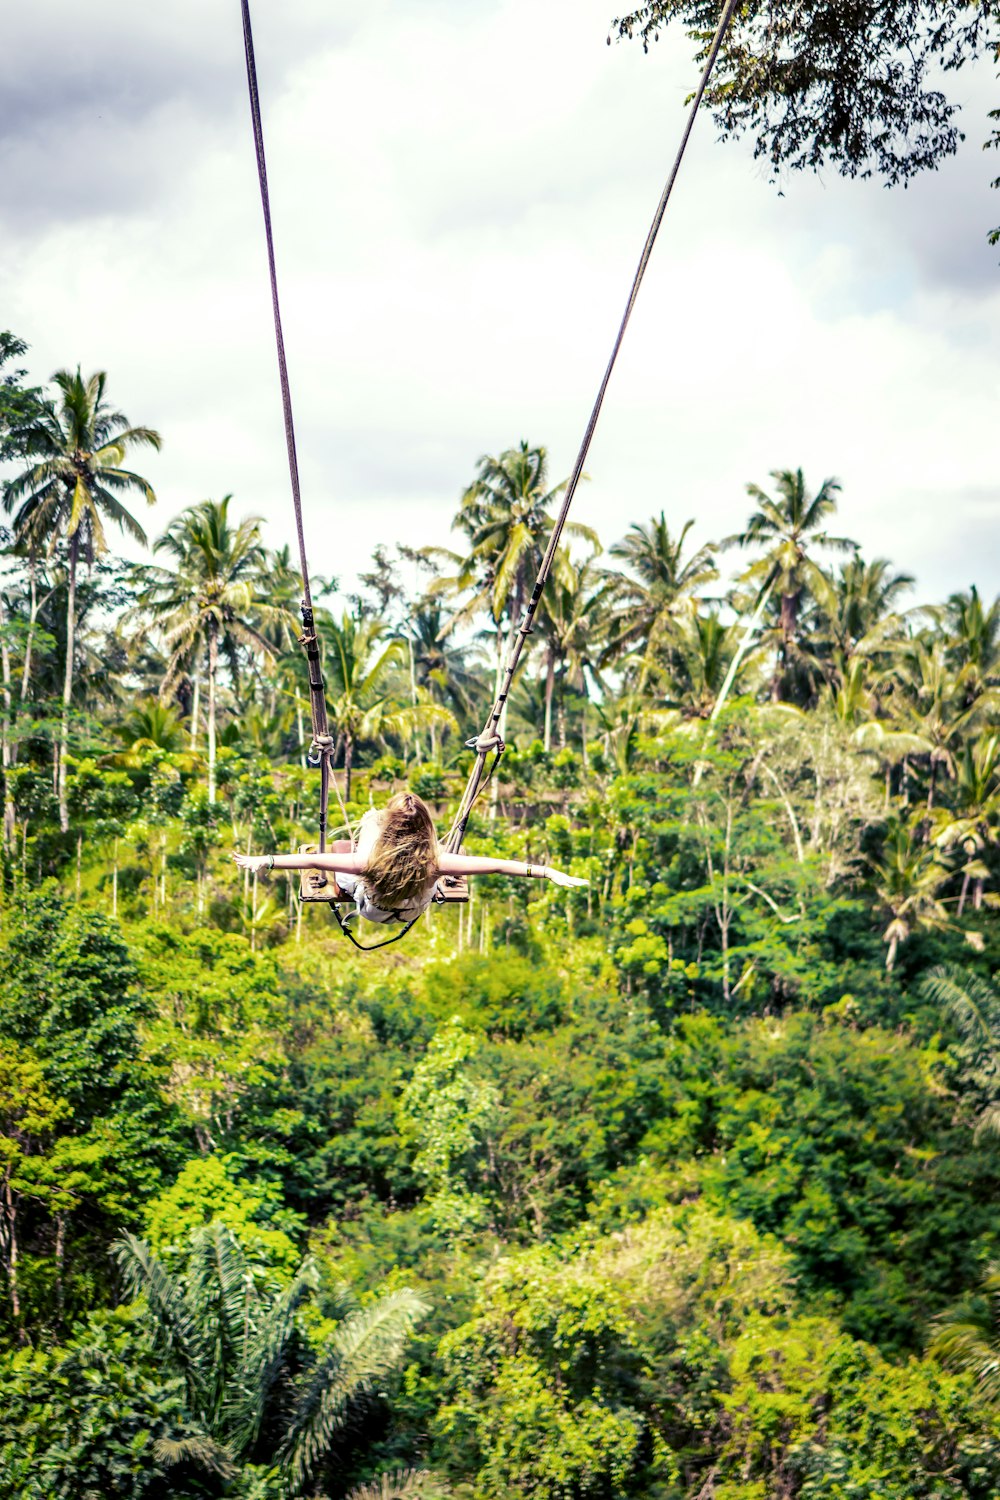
233 853 271 874
545 867 588 889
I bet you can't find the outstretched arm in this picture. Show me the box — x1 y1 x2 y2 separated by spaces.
436 851 587 888
234 850 367 877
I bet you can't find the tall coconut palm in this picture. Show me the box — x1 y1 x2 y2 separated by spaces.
724 468 856 702
603 515 717 688
4 368 160 830
113 1223 426 1492
442 443 597 727
135 498 290 802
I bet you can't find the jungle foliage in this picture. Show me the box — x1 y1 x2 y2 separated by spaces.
0 342 999 1497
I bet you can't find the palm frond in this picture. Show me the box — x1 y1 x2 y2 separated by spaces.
112 1232 207 1403
282 1289 427 1487
344 1469 451 1500
151 1433 237 1478
227 1259 320 1454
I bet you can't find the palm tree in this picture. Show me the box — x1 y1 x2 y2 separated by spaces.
135 498 290 802
930 1265 1000 1405
320 612 454 798
943 585 1000 694
883 638 990 813
664 606 743 719
814 555 913 706
536 551 609 750
867 817 950 971
116 700 188 755
724 468 856 702
250 542 317 763
603 515 717 687
113 1223 426 1492
822 555 914 659
410 600 484 754
4 368 160 830
921 966 1000 1139
345 1471 450 1500
442 443 596 728
933 733 1000 913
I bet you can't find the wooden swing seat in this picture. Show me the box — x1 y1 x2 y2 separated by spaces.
297 846 468 905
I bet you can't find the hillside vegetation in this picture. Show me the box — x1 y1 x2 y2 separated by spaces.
1 341 999 1498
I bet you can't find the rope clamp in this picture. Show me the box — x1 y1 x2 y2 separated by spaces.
307 734 334 766
465 732 505 754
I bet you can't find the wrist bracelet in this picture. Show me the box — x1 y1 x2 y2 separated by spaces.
266 853 274 871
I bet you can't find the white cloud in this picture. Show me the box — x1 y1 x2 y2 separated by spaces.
2 0 998 609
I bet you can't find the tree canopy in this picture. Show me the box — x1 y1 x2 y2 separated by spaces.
612 1 1000 243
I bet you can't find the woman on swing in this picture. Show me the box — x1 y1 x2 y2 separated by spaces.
234 790 587 926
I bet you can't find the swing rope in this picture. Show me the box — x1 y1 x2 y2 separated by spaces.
239 0 335 854
239 0 739 919
445 0 740 852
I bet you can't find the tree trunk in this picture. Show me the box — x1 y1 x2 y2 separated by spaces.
2 1180 22 1338
886 932 898 972
344 735 354 802
296 694 306 769
189 671 200 751
55 1212 66 1330
543 648 555 753
207 619 218 803
58 532 80 833
556 681 567 750
19 553 39 709
0 590 14 849
957 868 971 917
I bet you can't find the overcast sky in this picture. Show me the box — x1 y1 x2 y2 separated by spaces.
3 0 999 608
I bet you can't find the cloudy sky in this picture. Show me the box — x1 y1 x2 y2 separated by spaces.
3 0 999 607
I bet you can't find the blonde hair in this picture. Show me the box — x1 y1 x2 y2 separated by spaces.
363 792 439 911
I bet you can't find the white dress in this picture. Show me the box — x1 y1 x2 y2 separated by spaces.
337 809 440 925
